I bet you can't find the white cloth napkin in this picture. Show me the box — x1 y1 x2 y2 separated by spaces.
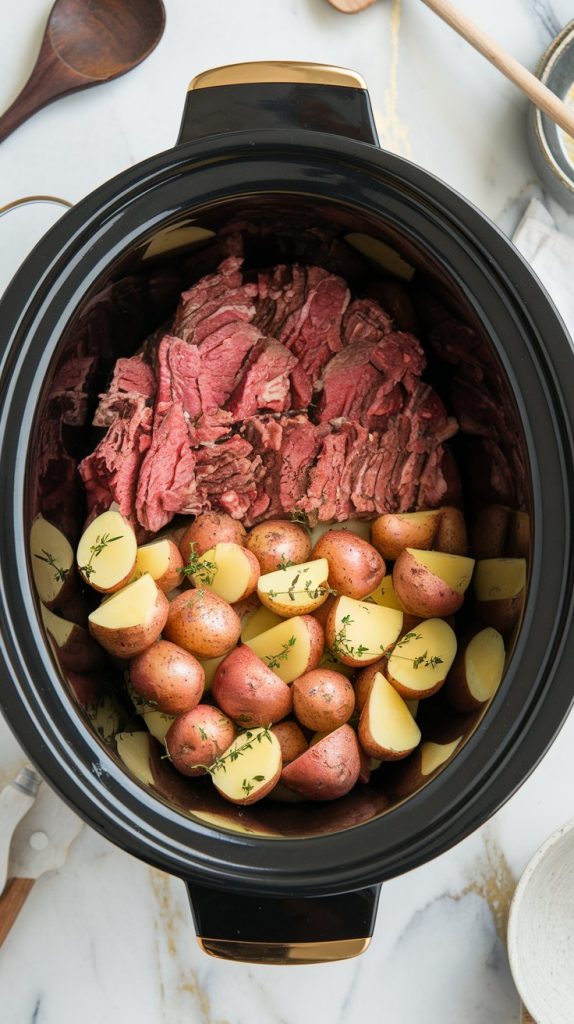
512 198 574 338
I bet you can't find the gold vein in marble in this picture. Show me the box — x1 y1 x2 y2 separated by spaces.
149 867 230 1024
454 829 516 942
375 0 413 158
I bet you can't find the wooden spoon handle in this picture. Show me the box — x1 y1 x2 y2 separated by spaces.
0 37 89 144
0 877 35 947
421 0 574 138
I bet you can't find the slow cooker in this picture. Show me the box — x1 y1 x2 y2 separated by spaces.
1 62 574 964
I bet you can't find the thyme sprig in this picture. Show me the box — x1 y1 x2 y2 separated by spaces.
79 532 123 580
263 636 297 669
267 565 336 603
178 542 217 586
199 726 273 776
277 555 296 570
329 621 443 671
34 548 68 583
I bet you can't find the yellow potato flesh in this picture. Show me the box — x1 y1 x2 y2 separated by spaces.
116 732 154 786
387 618 457 695
241 606 283 642
420 737 463 776
332 596 403 664
89 574 159 629
365 672 421 754
135 539 172 581
192 543 253 603
406 548 475 594
474 558 526 601
257 559 329 616
30 516 73 604
367 575 404 611
77 510 136 590
143 711 175 744
198 654 226 691
245 616 312 684
41 603 77 646
211 728 281 803
465 628 505 702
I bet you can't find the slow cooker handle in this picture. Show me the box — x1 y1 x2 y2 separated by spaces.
186 881 381 964
177 61 379 146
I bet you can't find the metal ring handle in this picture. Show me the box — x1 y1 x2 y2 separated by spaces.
0 195 73 219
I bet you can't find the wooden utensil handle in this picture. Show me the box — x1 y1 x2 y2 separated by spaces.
0 878 35 947
421 0 574 138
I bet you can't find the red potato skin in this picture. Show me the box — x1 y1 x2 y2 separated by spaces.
129 640 205 715
212 645 292 727
312 593 337 631
393 550 464 617
471 505 510 560
88 588 169 660
270 721 308 765
300 615 325 671
179 512 247 560
232 592 261 629
357 744 372 785
246 520 312 575
165 705 236 777
281 724 361 801
154 539 185 593
312 531 385 600
433 508 468 556
354 660 386 713
164 590 241 658
292 669 355 732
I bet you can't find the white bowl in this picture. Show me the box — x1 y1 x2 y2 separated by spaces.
508 820 574 1024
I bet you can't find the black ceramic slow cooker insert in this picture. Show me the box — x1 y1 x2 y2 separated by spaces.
1 62 574 964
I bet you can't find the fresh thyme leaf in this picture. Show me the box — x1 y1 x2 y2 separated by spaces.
264 638 296 669
198 726 208 741
252 775 265 782
34 548 68 583
277 555 295 570
199 726 273 778
177 541 218 586
79 532 123 580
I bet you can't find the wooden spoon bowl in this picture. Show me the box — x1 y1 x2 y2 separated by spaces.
0 0 166 143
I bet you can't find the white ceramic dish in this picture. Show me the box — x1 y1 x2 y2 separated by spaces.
508 819 574 1024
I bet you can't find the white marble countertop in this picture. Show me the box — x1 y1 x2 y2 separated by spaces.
1 1 574 1021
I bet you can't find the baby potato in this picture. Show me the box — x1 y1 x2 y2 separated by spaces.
312 531 385 600
245 614 324 684
433 507 468 556
190 542 260 604
212 645 292 727
371 510 442 562
134 538 184 594
257 558 330 617
210 727 282 805
446 627 505 713
129 639 205 715
246 520 312 575
292 669 355 732
165 705 237 777
77 509 137 593
354 659 386 713
358 672 421 760
270 721 308 765
164 589 240 658
30 515 75 609
393 548 475 618
88 574 169 659
474 557 526 633
326 595 403 667
471 505 511 560
179 512 247 560
386 618 457 699
280 724 361 801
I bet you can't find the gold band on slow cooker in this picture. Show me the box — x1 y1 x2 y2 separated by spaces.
188 62 368 92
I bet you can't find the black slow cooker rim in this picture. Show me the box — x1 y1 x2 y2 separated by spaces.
1 129 574 896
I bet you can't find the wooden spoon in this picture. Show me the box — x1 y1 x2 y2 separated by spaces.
0 0 166 144
326 0 574 140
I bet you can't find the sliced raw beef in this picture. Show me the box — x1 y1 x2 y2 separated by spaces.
172 257 257 343
93 354 155 428
225 339 297 420
342 298 393 344
241 415 320 525
195 437 261 520
155 335 201 420
79 405 152 519
51 356 97 427
135 402 199 532
194 321 264 410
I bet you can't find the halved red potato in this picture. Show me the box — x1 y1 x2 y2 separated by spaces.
393 548 475 617
41 604 105 672
387 736 464 799
257 558 330 617
447 626 505 713
507 511 530 559
77 510 137 593
433 507 468 556
188 542 260 604
312 531 385 600
143 710 175 745
292 669 355 732
134 538 184 593
358 672 421 760
270 721 308 765
245 615 324 684
471 505 511 560
354 659 386 713
367 575 421 634
281 724 361 801
164 589 241 658
246 520 312 574
165 704 237 777
211 727 282 805
179 512 247 560
241 605 283 642
370 510 442 562
474 557 526 632
129 639 205 715
326 595 403 667
212 645 292 727
88 574 169 658
386 618 457 699
30 516 75 609
116 731 155 787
